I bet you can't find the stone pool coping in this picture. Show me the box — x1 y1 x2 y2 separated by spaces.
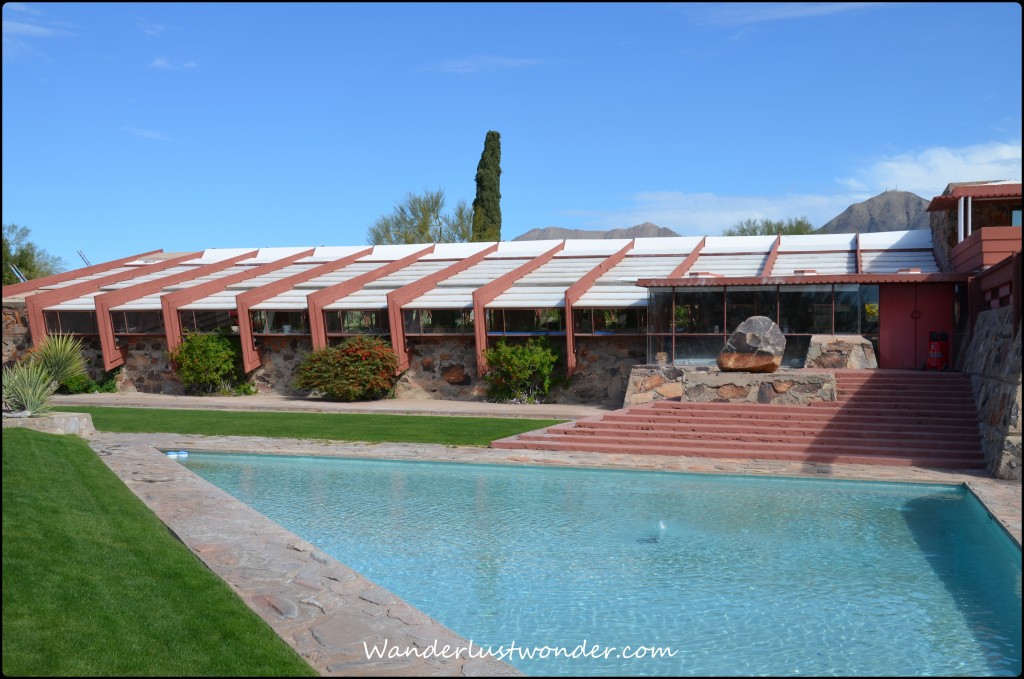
85 431 1021 676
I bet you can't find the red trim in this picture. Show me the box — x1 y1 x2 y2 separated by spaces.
564 240 635 376
2 249 164 298
472 242 566 376
855 233 863 274
667 237 705 278
95 251 258 371
25 252 201 346
306 246 434 351
161 249 315 354
386 244 499 373
759 235 782 277
235 248 373 372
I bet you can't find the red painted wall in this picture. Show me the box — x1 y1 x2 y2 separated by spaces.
879 284 955 369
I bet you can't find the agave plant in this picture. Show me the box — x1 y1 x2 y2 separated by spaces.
2 362 58 417
30 333 87 388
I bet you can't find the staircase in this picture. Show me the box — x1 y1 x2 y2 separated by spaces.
491 370 985 469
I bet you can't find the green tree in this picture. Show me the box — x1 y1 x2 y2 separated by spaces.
471 130 502 242
2 224 66 285
366 189 472 245
723 217 814 237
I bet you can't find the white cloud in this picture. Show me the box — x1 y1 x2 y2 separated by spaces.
2 19 69 37
124 127 169 141
423 56 542 74
149 57 197 69
136 17 172 36
4 3 43 15
699 2 884 27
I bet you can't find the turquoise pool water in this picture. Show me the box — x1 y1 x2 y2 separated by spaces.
182 454 1022 676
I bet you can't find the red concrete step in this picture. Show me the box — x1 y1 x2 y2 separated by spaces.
628 406 980 430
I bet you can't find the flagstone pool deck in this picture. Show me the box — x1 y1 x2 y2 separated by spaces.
54 392 1021 676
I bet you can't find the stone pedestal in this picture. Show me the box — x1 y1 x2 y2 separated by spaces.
805 335 878 369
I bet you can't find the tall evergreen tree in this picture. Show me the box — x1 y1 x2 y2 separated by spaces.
471 130 502 242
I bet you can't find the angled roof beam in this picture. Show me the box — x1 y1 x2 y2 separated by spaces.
3 249 164 298
563 240 635 377
234 247 374 372
94 251 258 372
306 246 434 351
386 244 499 373
471 242 566 377
759 235 782 277
855 233 863 274
161 249 315 354
667 237 706 278
25 252 201 346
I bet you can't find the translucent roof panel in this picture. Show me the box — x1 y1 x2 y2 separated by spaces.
361 260 456 288
237 247 314 264
859 230 934 250
515 258 602 286
488 240 563 257
183 248 256 264
488 286 567 308
630 236 703 256
702 235 777 254
403 287 479 310
594 255 685 285
440 258 530 287
778 234 857 252
861 251 940 274
34 267 136 291
159 265 254 291
575 285 649 308
690 253 770 277
770 253 857 276
363 243 433 260
422 242 493 260
47 292 103 311
298 246 372 263
223 264 317 290
555 239 632 257
254 262 391 308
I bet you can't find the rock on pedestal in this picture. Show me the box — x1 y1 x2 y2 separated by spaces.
717 316 786 373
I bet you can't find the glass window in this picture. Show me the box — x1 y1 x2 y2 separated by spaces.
44 311 98 335
778 285 832 334
648 334 673 366
487 308 565 334
113 311 165 334
781 335 811 368
404 309 473 334
833 284 861 334
575 308 646 335
324 309 387 335
673 288 724 334
726 286 777 332
674 335 724 365
648 289 673 334
573 308 593 334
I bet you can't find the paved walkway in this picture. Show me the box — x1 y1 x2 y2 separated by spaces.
52 392 611 420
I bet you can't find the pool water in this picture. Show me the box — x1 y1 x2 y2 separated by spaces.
182 454 1022 676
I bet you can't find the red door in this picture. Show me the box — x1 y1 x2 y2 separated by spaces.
879 284 954 369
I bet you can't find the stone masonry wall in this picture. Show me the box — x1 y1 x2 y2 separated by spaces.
2 301 31 368
117 335 183 394
961 306 1022 479
556 336 647 405
395 336 485 400
250 336 313 395
624 365 837 407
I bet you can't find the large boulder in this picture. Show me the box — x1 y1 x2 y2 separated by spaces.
717 316 786 373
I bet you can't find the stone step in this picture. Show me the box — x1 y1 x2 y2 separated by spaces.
490 436 984 469
626 407 981 428
544 430 983 456
645 401 978 423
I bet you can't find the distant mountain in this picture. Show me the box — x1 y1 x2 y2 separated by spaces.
814 190 930 234
512 222 680 241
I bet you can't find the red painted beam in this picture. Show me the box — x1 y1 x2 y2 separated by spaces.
855 233 863 274
2 249 164 298
667 237 705 278
24 252 201 346
386 243 499 373
94 251 258 372
760 235 782 277
564 240 635 376
471 242 566 377
161 249 315 354
306 245 434 351
235 247 374 372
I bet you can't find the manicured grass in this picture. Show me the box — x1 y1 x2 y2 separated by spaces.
2 428 318 677
53 406 565 446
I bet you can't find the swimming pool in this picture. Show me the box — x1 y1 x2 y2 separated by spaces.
182 454 1022 676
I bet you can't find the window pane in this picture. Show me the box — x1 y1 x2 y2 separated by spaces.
193 310 233 333
591 308 645 334
44 311 63 334
573 308 593 334
674 335 724 365
648 334 673 365
778 285 832 334
403 309 422 335
649 289 673 333
54 311 98 335
674 288 724 334
119 311 164 334
781 335 810 368
860 285 879 335
250 311 269 334
833 284 860 334
726 287 778 332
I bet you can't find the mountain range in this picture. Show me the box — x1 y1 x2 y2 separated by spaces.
512 190 930 240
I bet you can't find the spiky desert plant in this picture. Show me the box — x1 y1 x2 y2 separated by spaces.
2 362 58 417
30 333 87 387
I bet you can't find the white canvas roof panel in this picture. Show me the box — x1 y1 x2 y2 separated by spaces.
237 247 314 264
363 243 433 260
770 253 857 276
859 230 934 250
440 257 530 287
861 251 940 274
595 255 684 284
575 285 649 308
555 239 632 257
298 246 372 263
403 287 479 310
223 264 317 289
516 258 601 285
488 240 563 257
35 267 136 291
422 242 493 260
111 295 165 311
778 234 857 252
630 236 703 255
184 248 257 264
702 236 777 254
159 265 253 291
690 253 769 277
47 292 103 311
488 287 567 308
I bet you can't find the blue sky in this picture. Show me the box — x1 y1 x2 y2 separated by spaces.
3 2 1021 270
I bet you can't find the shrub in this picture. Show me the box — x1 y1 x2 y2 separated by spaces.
30 333 87 388
95 367 122 393
58 373 98 395
482 337 560 404
292 336 398 401
2 362 58 416
169 332 246 395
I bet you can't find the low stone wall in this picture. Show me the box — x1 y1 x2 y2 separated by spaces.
395 336 486 400
251 336 313 395
624 365 837 406
805 335 877 369
2 301 31 368
961 306 1022 480
2 411 95 437
117 335 183 394
557 336 647 405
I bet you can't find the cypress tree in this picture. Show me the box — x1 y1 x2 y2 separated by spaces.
471 130 502 242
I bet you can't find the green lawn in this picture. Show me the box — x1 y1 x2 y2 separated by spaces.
53 406 564 446
2 428 318 677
